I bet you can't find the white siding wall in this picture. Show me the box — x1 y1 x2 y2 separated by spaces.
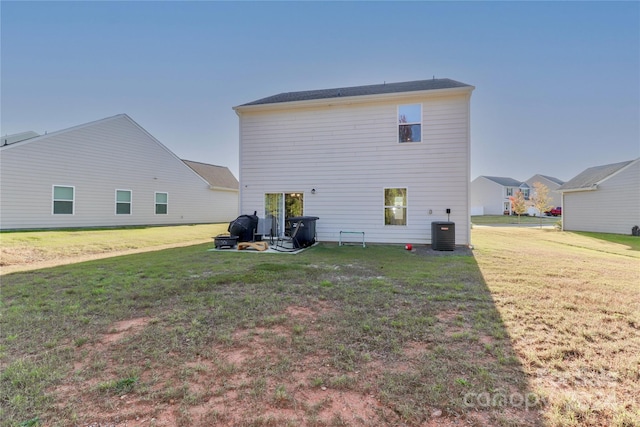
0 115 238 229
208 189 240 223
238 92 471 245
470 177 506 215
562 161 640 235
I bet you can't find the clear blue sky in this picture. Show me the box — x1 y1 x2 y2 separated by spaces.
2 1 638 182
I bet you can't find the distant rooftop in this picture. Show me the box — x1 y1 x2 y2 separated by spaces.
182 160 239 190
558 159 637 191
482 176 524 187
236 78 473 107
535 175 565 185
2 131 40 146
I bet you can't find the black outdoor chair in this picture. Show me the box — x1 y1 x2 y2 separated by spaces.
275 219 303 250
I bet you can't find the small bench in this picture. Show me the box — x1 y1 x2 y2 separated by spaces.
339 231 365 248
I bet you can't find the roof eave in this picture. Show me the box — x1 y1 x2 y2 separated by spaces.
210 186 239 192
558 185 598 193
233 85 475 113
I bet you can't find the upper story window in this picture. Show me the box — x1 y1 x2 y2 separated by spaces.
155 192 168 214
53 185 74 215
398 104 422 143
506 188 514 197
116 190 132 215
384 188 407 225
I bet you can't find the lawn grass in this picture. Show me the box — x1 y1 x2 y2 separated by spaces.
1 226 638 426
472 215 560 227
1 223 228 274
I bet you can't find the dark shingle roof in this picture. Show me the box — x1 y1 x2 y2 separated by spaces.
237 78 472 107
558 159 637 191
483 176 523 187
182 160 239 190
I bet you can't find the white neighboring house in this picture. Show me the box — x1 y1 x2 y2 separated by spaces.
0 114 239 230
557 158 640 235
233 78 475 245
524 174 565 215
181 160 240 221
470 176 529 216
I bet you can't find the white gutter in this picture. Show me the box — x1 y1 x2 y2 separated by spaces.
210 186 239 192
558 185 598 193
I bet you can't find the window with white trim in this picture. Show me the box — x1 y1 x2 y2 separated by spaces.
398 104 422 143
384 188 407 225
53 185 74 215
155 192 168 214
116 190 132 215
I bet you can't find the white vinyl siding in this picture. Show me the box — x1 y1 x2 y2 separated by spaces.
470 177 511 216
562 161 640 235
0 115 238 229
238 91 472 245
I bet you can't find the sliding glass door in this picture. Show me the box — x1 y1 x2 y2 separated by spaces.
264 192 304 237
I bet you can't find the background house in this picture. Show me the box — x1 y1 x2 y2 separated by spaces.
470 176 528 215
233 78 475 246
524 174 565 215
557 158 639 235
0 114 238 230
182 159 239 220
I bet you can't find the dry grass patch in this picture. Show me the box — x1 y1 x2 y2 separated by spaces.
0 224 227 274
472 227 640 426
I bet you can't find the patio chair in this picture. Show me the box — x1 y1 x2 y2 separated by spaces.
275 219 303 250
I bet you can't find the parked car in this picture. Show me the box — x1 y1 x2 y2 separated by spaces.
545 207 562 216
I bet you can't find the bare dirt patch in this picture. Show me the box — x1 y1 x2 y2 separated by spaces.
102 318 155 345
47 305 484 426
